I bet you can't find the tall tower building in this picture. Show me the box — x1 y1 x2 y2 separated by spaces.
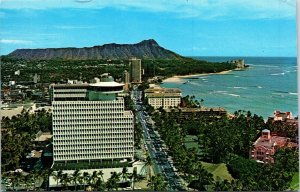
51 74 134 164
123 70 130 91
129 58 142 83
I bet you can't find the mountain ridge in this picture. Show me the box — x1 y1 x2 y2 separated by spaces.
7 39 183 60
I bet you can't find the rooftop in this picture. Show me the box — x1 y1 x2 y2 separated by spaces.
145 87 181 94
165 107 227 113
89 81 124 87
253 132 297 150
34 132 52 142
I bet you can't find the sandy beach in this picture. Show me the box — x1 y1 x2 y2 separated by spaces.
163 70 233 83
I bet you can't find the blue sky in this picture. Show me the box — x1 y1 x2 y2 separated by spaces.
0 0 297 56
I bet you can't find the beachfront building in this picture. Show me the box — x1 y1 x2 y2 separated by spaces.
267 110 298 140
165 107 227 121
144 85 182 109
269 110 293 121
250 129 298 164
51 74 134 164
129 58 142 84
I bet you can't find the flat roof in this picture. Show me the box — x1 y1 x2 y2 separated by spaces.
147 93 181 97
35 133 53 142
145 87 181 93
89 81 124 87
165 107 227 112
52 84 89 88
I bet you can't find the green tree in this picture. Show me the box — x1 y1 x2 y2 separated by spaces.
72 169 81 191
147 174 167 191
106 171 120 191
60 173 71 190
121 167 129 183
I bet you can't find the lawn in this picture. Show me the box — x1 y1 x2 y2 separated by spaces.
201 161 233 181
290 172 299 190
184 135 201 154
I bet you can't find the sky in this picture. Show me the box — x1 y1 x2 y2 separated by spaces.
0 0 297 57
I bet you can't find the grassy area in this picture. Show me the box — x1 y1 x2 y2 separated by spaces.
184 135 201 154
201 161 233 181
290 172 299 190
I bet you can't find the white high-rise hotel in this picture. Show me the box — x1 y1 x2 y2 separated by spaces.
51 74 134 164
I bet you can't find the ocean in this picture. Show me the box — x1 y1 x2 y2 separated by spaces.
161 57 298 119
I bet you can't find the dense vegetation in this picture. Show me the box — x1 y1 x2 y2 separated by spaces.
1 109 52 172
1 56 237 83
151 108 298 191
143 58 237 78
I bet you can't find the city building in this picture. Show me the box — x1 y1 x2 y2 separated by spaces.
50 74 134 164
129 58 142 83
33 73 40 84
267 110 298 140
269 110 293 121
250 129 298 164
229 59 245 69
165 107 227 121
123 70 130 91
144 85 181 109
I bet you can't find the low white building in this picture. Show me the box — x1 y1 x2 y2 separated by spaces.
144 85 181 109
49 161 145 187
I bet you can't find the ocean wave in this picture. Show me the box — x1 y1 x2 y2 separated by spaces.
231 86 247 89
270 72 285 76
254 64 280 68
214 91 228 93
224 93 240 97
202 78 207 81
257 86 263 89
234 76 240 77
289 92 299 95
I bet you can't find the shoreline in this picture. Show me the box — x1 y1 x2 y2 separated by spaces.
163 70 233 83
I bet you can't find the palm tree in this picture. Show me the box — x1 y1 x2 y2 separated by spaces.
52 170 63 187
213 178 231 191
78 175 85 190
94 177 106 191
60 173 70 190
147 175 155 190
72 169 81 191
9 171 22 191
145 156 152 180
195 164 214 191
97 170 104 181
106 171 120 191
44 169 53 191
147 174 166 191
24 174 32 190
31 170 40 190
83 171 90 187
121 167 129 183
128 168 138 190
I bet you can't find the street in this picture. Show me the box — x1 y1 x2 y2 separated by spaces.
132 88 185 191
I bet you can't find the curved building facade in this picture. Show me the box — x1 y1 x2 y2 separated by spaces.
51 75 134 164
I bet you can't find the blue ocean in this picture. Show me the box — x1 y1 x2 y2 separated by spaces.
162 57 298 119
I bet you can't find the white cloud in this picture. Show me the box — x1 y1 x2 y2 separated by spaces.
0 0 296 20
0 39 33 44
